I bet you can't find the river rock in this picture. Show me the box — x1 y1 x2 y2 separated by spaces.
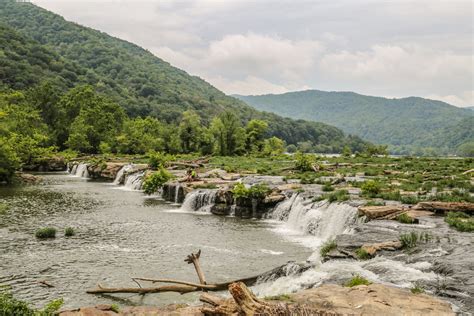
361 240 403 256
358 205 407 220
289 284 454 316
413 201 474 214
88 162 126 180
15 172 41 183
23 156 66 171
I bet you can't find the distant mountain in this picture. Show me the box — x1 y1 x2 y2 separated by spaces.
236 90 474 155
0 0 369 153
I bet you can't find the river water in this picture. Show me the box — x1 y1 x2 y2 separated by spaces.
0 173 311 309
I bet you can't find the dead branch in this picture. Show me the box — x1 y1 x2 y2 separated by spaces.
185 249 207 290
86 283 197 295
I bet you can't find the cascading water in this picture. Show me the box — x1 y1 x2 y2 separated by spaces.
180 190 218 212
174 183 182 203
70 163 89 178
113 164 133 185
123 171 145 191
270 195 358 254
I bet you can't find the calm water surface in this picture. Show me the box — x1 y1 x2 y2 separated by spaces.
0 173 311 309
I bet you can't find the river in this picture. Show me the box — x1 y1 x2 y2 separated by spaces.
0 172 312 309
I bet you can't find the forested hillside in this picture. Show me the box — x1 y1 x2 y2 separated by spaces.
236 90 474 156
0 0 368 154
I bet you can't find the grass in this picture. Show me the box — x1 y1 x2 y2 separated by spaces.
396 213 415 224
410 282 425 294
192 183 218 189
0 203 8 214
355 248 371 260
264 294 294 302
320 240 337 257
64 227 75 237
314 190 350 203
345 274 372 287
445 212 474 232
399 232 418 248
35 227 57 239
0 288 63 316
322 183 334 192
110 304 120 313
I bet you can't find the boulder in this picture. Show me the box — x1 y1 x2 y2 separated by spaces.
358 205 406 220
15 172 41 183
361 240 403 256
289 283 454 316
88 162 126 180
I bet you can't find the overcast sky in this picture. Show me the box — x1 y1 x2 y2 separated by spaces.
32 0 473 107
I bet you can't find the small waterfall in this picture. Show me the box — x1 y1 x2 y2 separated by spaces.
123 171 145 190
180 190 218 212
113 164 133 185
71 163 89 178
174 183 182 203
70 164 78 175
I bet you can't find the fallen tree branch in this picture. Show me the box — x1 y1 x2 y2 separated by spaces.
86 283 198 295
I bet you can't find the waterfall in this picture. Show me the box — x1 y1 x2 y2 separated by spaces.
180 190 218 212
70 163 89 178
70 164 78 175
174 183 182 203
123 171 145 191
270 195 358 260
113 164 133 185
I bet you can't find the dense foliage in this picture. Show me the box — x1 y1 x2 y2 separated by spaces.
0 1 369 155
237 90 474 156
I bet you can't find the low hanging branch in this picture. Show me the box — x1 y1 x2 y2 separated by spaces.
86 250 260 295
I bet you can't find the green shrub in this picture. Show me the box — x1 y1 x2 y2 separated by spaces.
35 227 56 239
396 213 415 224
355 248 371 260
110 304 120 313
445 212 474 232
345 274 372 287
232 183 270 200
364 200 385 206
294 152 317 171
142 168 173 195
0 288 63 316
316 190 350 203
64 227 75 237
0 203 8 214
361 180 381 197
322 183 334 192
320 240 337 257
399 232 418 248
264 294 294 302
147 151 174 170
410 282 425 294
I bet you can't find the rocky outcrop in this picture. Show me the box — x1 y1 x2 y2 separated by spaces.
87 163 126 180
22 156 66 172
289 284 454 316
15 172 41 183
358 205 407 220
60 283 454 315
360 241 403 256
414 201 474 214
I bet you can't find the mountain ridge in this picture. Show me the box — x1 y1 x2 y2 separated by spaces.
0 0 369 153
236 89 473 155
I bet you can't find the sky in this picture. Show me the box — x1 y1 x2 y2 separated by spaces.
32 0 473 107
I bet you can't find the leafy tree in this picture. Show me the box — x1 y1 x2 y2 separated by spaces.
178 110 202 153
245 119 268 152
263 136 285 156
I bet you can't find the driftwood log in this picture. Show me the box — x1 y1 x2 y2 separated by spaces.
200 282 340 316
87 250 260 295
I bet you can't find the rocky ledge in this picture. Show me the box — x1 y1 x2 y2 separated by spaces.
59 282 454 315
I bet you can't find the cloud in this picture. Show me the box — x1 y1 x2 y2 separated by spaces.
31 0 473 106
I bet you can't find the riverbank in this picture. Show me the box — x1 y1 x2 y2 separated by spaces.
2 154 473 314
